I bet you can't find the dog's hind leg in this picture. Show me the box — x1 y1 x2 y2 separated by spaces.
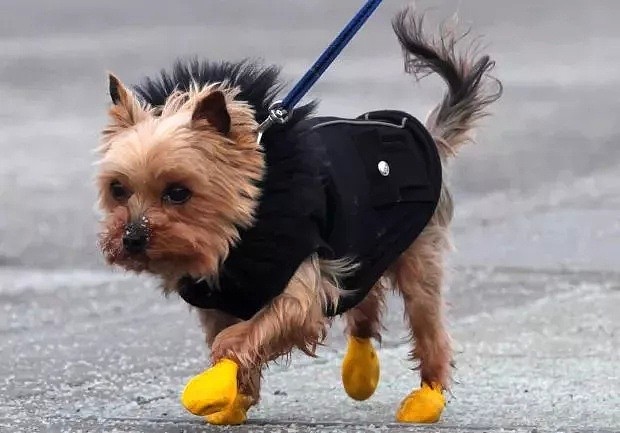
183 309 261 425
391 225 452 423
341 283 384 400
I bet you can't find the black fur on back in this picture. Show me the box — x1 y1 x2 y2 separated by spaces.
133 58 316 135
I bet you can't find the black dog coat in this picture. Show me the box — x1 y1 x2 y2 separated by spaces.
178 109 442 319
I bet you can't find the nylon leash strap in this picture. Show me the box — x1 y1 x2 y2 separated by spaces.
257 0 384 137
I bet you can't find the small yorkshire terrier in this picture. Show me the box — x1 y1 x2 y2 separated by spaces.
96 6 500 425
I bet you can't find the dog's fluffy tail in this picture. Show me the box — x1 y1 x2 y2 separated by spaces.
392 6 502 158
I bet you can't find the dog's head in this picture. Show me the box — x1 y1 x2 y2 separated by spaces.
96 74 264 282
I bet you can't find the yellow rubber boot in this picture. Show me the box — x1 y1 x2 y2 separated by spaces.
181 359 239 416
396 382 445 423
341 336 380 401
205 393 254 425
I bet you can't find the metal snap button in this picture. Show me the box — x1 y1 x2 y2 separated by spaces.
378 160 390 176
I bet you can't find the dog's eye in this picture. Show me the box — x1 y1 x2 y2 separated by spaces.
110 181 130 202
163 184 192 205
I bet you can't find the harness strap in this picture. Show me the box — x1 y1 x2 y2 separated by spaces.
257 0 384 135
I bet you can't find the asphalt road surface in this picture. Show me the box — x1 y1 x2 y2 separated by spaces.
1 1 619 432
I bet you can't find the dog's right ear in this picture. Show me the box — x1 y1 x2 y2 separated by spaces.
108 73 125 105
100 73 149 152
105 72 147 130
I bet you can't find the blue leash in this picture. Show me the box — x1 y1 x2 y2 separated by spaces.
258 0 384 134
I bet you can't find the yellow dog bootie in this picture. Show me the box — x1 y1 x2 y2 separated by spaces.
396 382 445 423
205 392 254 425
341 336 380 401
181 358 239 417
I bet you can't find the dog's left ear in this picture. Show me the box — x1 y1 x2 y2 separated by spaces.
191 91 231 135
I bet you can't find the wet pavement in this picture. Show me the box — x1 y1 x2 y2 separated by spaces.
1 1 619 432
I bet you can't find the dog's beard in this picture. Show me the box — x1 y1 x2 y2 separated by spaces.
99 208 229 280
96 77 265 289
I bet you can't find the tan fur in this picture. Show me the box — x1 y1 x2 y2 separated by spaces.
96 5 500 418
390 224 453 388
344 282 386 342
198 309 261 403
97 78 264 285
196 257 343 400
207 258 340 397
198 6 499 397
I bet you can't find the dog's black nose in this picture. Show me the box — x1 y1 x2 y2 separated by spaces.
122 222 149 254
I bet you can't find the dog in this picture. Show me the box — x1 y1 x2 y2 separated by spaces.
96 6 501 425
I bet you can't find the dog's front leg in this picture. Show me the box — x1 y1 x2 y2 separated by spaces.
212 258 330 365
211 260 331 362
185 309 261 425
183 260 330 424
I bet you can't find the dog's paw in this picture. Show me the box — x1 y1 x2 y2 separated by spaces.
181 358 238 416
205 393 253 425
341 336 380 401
396 382 445 423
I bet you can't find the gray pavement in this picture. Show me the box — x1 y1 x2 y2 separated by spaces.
1 1 619 432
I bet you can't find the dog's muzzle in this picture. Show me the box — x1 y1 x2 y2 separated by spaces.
123 218 150 254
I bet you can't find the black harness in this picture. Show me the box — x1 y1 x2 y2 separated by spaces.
179 110 441 319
